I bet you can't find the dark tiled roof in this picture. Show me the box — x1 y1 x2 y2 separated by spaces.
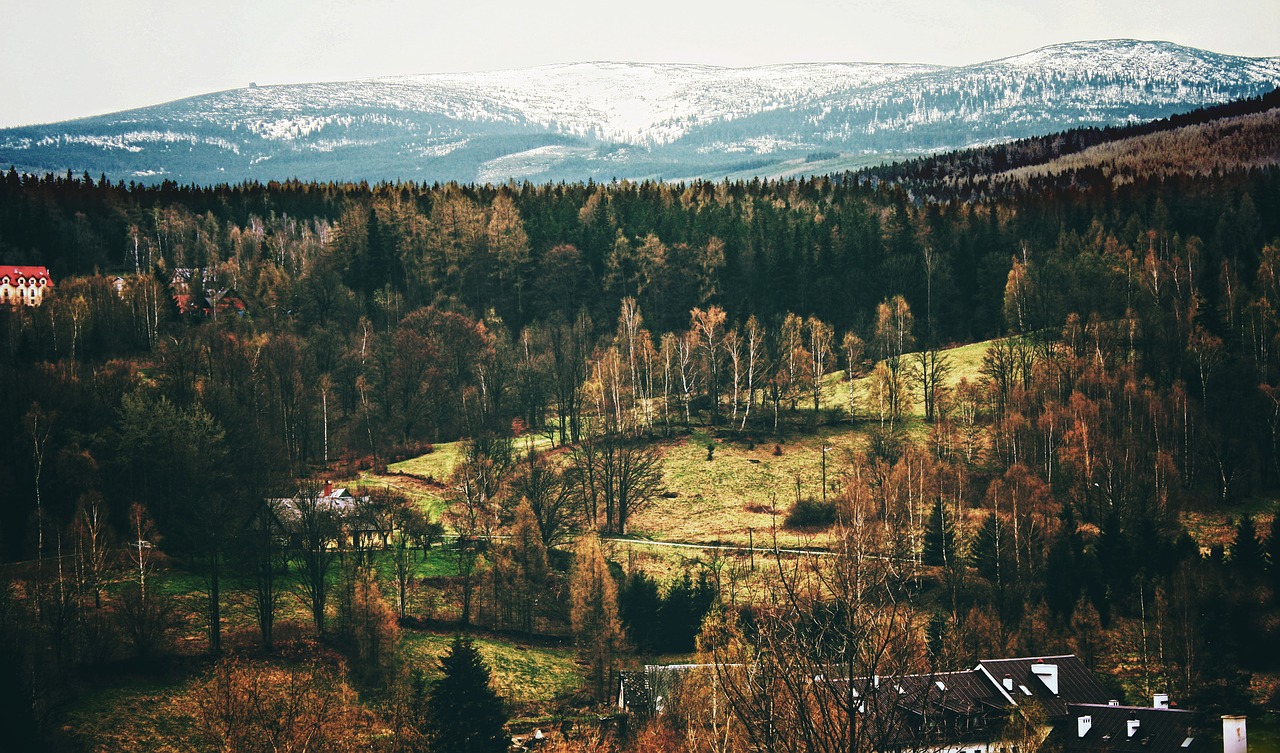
977 655 1110 718
1062 704 1204 753
894 670 1010 717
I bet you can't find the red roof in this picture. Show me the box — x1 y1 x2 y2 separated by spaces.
3 266 53 286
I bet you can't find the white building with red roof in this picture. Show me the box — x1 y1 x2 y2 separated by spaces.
0 266 54 306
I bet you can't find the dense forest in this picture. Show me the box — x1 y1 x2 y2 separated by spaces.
1 97 1280 750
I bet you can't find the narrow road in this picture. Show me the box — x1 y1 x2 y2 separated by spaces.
602 536 835 557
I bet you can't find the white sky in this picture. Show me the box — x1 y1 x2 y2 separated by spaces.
1 0 1277 128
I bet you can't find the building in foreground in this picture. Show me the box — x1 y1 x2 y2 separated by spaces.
619 655 1246 753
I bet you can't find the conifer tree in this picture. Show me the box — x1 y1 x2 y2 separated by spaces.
923 498 956 568
423 636 508 753
570 533 623 701
1231 515 1264 576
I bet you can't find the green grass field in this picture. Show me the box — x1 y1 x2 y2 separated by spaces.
400 631 581 719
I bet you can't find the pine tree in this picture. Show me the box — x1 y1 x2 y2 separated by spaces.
1231 515 1264 576
922 498 955 567
620 570 662 654
423 636 509 753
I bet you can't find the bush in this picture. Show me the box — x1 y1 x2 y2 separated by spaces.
784 498 837 529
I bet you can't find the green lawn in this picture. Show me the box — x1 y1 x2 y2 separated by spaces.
390 442 466 481
400 631 581 719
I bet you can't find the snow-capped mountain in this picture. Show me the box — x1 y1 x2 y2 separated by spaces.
2 40 1277 185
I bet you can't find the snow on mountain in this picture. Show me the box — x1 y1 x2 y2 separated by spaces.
165 61 944 146
2 40 1277 185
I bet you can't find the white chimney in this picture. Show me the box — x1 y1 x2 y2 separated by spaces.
1032 662 1060 695
1154 693 1170 709
1109 700 1121 706
1127 718 1141 738
1078 715 1093 738
1003 675 1014 692
1222 715 1247 753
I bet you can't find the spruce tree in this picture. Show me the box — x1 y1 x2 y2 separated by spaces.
423 636 508 753
923 498 955 567
1231 515 1264 576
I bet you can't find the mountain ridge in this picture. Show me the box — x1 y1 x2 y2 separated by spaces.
2 39 1278 185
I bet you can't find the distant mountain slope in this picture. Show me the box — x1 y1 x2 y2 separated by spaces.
2 40 1278 185
995 107 1280 182
856 88 1280 200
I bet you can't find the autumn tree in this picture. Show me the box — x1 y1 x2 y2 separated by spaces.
804 316 834 424
346 569 400 684
874 295 916 425
691 305 728 424
841 331 866 422
493 499 548 634
196 657 362 753
488 192 530 318
570 533 624 701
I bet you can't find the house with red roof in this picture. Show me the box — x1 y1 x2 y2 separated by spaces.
0 266 53 306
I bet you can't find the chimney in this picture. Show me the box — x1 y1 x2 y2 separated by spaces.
1078 715 1093 738
1127 718 1141 738
1154 693 1170 709
1109 700 1121 706
1032 662 1060 695
1003 675 1014 692
322 480 333 498
1222 715 1247 753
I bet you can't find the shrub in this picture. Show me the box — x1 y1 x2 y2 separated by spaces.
784 498 837 529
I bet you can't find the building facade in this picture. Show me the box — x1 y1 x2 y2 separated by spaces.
0 266 53 306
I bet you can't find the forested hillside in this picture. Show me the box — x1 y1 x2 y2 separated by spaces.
1 96 1279 749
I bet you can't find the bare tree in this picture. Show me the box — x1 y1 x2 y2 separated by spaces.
290 480 340 637
841 332 866 423
69 493 113 610
508 446 580 547
568 433 665 536
118 503 181 659
443 437 511 624
874 296 916 426
709 468 925 753
742 316 765 430
914 347 953 424
692 306 728 425
23 405 54 568
805 316 835 424
242 497 285 651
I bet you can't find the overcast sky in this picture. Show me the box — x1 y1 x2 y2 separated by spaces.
2 0 1277 128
